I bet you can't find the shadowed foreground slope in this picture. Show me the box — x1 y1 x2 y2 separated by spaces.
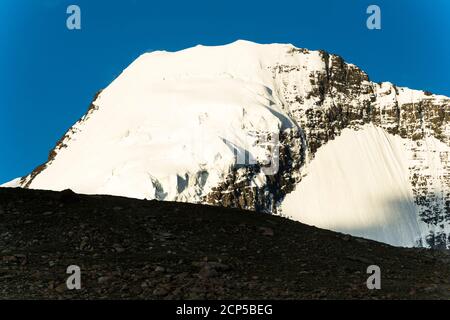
0 187 449 299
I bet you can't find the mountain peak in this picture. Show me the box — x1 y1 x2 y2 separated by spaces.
4 42 449 249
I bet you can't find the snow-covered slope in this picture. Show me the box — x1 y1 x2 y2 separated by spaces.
17 41 301 202
1 178 21 188
4 40 450 248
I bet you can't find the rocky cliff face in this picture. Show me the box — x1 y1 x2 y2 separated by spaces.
10 41 450 248
200 45 450 248
204 129 304 212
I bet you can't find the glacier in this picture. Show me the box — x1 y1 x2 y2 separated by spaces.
2 40 449 248
281 124 424 247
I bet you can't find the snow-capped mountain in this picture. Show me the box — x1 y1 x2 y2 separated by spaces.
3 40 449 248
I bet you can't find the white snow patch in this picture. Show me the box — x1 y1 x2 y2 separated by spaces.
1 177 22 188
280 124 423 247
26 42 299 201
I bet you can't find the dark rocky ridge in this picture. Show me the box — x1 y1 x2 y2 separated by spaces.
1 187 450 299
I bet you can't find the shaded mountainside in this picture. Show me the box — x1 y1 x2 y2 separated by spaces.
1 187 450 299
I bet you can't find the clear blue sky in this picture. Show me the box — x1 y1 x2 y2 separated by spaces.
0 0 449 183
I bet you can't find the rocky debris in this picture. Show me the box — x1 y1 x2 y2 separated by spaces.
55 283 66 293
194 261 230 279
259 227 274 236
98 276 111 284
198 264 219 279
154 266 165 272
112 244 125 253
0 187 450 299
